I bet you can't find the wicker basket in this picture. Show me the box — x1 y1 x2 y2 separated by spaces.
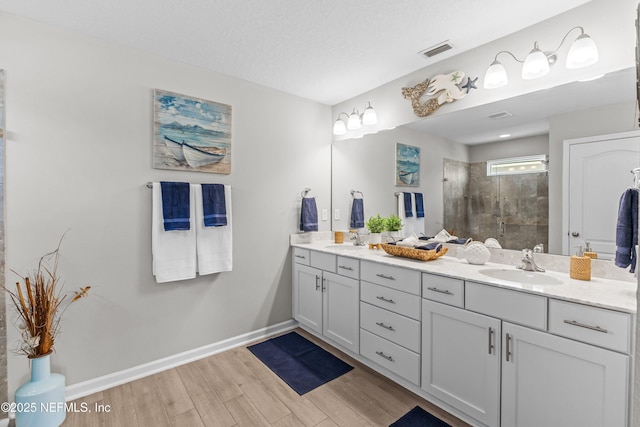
570 256 591 281
380 243 448 261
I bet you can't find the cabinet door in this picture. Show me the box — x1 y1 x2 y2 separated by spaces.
422 299 501 427
293 263 322 334
502 322 629 427
322 271 359 353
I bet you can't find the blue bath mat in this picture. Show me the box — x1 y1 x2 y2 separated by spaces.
390 406 451 427
247 331 353 395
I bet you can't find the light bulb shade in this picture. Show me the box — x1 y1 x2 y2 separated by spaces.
347 111 361 130
362 106 377 125
522 47 549 79
566 34 598 69
484 60 508 89
333 118 346 135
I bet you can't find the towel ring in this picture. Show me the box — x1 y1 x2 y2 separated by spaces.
351 189 364 198
301 187 311 198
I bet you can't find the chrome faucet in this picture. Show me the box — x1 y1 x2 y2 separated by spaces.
350 230 365 246
517 248 545 272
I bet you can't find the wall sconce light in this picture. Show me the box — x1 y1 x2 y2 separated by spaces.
333 102 378 135
484 26 598 89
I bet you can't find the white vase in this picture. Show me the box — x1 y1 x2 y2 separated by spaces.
369 233 382 245
463 242 491 265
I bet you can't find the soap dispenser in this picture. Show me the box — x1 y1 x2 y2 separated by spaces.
570 245 591 281
583 241 598 259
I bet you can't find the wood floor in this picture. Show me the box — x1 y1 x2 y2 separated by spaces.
57 328 470 427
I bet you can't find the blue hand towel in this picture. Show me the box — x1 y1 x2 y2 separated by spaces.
300 197 318 232
350 198 365 228
160 181 191 231
414 193 424 218
416 242 443 252
201 183 227 227
403 193 413 217
615 188 638 273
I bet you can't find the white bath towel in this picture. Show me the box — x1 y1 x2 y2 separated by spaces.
152 182 197 283
397 193 425 236
195 184 233 274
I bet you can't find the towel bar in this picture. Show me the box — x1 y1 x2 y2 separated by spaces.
146 182 232 189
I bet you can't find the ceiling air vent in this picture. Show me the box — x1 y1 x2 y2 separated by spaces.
488 111 512 120
418 41 453 58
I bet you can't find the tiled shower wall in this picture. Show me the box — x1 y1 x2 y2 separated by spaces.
443 158 549 251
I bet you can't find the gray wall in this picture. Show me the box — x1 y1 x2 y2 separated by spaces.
0 12 331 396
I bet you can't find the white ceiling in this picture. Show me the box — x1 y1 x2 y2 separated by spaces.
0 0 592 106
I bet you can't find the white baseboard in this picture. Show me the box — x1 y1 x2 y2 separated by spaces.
65 319 297 401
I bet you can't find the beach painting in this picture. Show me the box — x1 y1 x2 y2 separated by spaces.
153 89 232 174
395 143 420 186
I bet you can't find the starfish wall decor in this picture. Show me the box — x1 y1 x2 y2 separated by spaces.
401 71 477 118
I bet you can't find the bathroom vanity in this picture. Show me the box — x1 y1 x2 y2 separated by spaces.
291 235 636 427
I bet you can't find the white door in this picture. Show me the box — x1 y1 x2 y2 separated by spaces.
422 299 501 427
565 131 640 258
322 271 359 353
502 322 629 427
293 264 322 334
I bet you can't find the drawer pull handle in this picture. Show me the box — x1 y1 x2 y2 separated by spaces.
376 273 395 280
505 333 512 362
375 351 394 362
295 255 306 259
376 296 396 304
376 322 395 331
488 327 494 355
563 320 608 334
427 286 453 295
339 265 354 271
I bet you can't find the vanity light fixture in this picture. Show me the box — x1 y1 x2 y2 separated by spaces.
484 26 598 89
332 102 378 135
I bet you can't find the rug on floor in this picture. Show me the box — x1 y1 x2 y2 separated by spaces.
390 406 452 427
247 331 353 395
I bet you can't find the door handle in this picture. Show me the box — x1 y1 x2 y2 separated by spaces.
505 333 512 362
571 231 580 237
488 327 494 354
315 275 320 291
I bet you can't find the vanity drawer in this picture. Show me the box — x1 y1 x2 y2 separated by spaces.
360 302 420 353
548 299 632 353
360 329 420 385
361 281 421 320
422 273 464 308
293 247 310 265
337 256 359 279
310 251 336 273
465 281 547 330
361 261 420 295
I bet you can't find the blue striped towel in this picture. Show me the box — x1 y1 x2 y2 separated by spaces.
201 184 227 227
160 181 191 231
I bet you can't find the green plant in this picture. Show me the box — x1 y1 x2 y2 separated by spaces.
385 214 403 232
366 214 386 233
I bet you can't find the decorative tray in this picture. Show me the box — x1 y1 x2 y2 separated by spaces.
380 243 448 261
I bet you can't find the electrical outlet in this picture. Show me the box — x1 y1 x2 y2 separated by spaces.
334 209 340 220
321 209 328 221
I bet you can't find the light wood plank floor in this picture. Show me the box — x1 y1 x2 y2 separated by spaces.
55 328 470 427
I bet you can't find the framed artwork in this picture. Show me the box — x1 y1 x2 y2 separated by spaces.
395 143 420 186
153 89 232 174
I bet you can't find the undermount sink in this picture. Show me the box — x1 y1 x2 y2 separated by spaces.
479 268 563 285
325 244 365 250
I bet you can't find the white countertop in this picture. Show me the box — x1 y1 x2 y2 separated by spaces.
291 240 637 314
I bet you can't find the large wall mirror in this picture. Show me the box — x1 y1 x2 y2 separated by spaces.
332 67 638 256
